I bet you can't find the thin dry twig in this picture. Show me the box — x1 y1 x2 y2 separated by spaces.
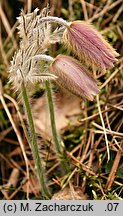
101 64 123 89
92 122 123 138
68 0 74 20
0 81 30 199
27 0 32 13
112 3 123 23
96 95 110 160
89 0 122 22
0 4 17 48
80 0 88 21
66 151 96 176
105 142 123 191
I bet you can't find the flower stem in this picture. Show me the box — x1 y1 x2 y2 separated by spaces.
32 54 54 62
40 16 70 27
21 82 50 199
45 80 62 154
45 80 69 173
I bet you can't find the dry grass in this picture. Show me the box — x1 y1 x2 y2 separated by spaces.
0 0 123 200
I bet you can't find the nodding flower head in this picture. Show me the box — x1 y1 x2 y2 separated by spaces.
63 21 119 72
50 55 99 101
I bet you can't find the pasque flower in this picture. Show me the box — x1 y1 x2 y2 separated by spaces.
63 21 119 72
50 55 99 101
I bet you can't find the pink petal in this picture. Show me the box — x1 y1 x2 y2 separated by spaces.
63 21 119 72
50 55 99 101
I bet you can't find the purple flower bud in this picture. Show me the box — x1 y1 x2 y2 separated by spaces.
63 21 119 72
50 55 99 101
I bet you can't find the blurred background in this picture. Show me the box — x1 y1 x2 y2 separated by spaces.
0 0 123 200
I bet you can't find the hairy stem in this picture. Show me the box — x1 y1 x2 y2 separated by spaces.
33 54 54 62
45 80 62 154
21 82 50 199
40 16 70 27
45 80 69 173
